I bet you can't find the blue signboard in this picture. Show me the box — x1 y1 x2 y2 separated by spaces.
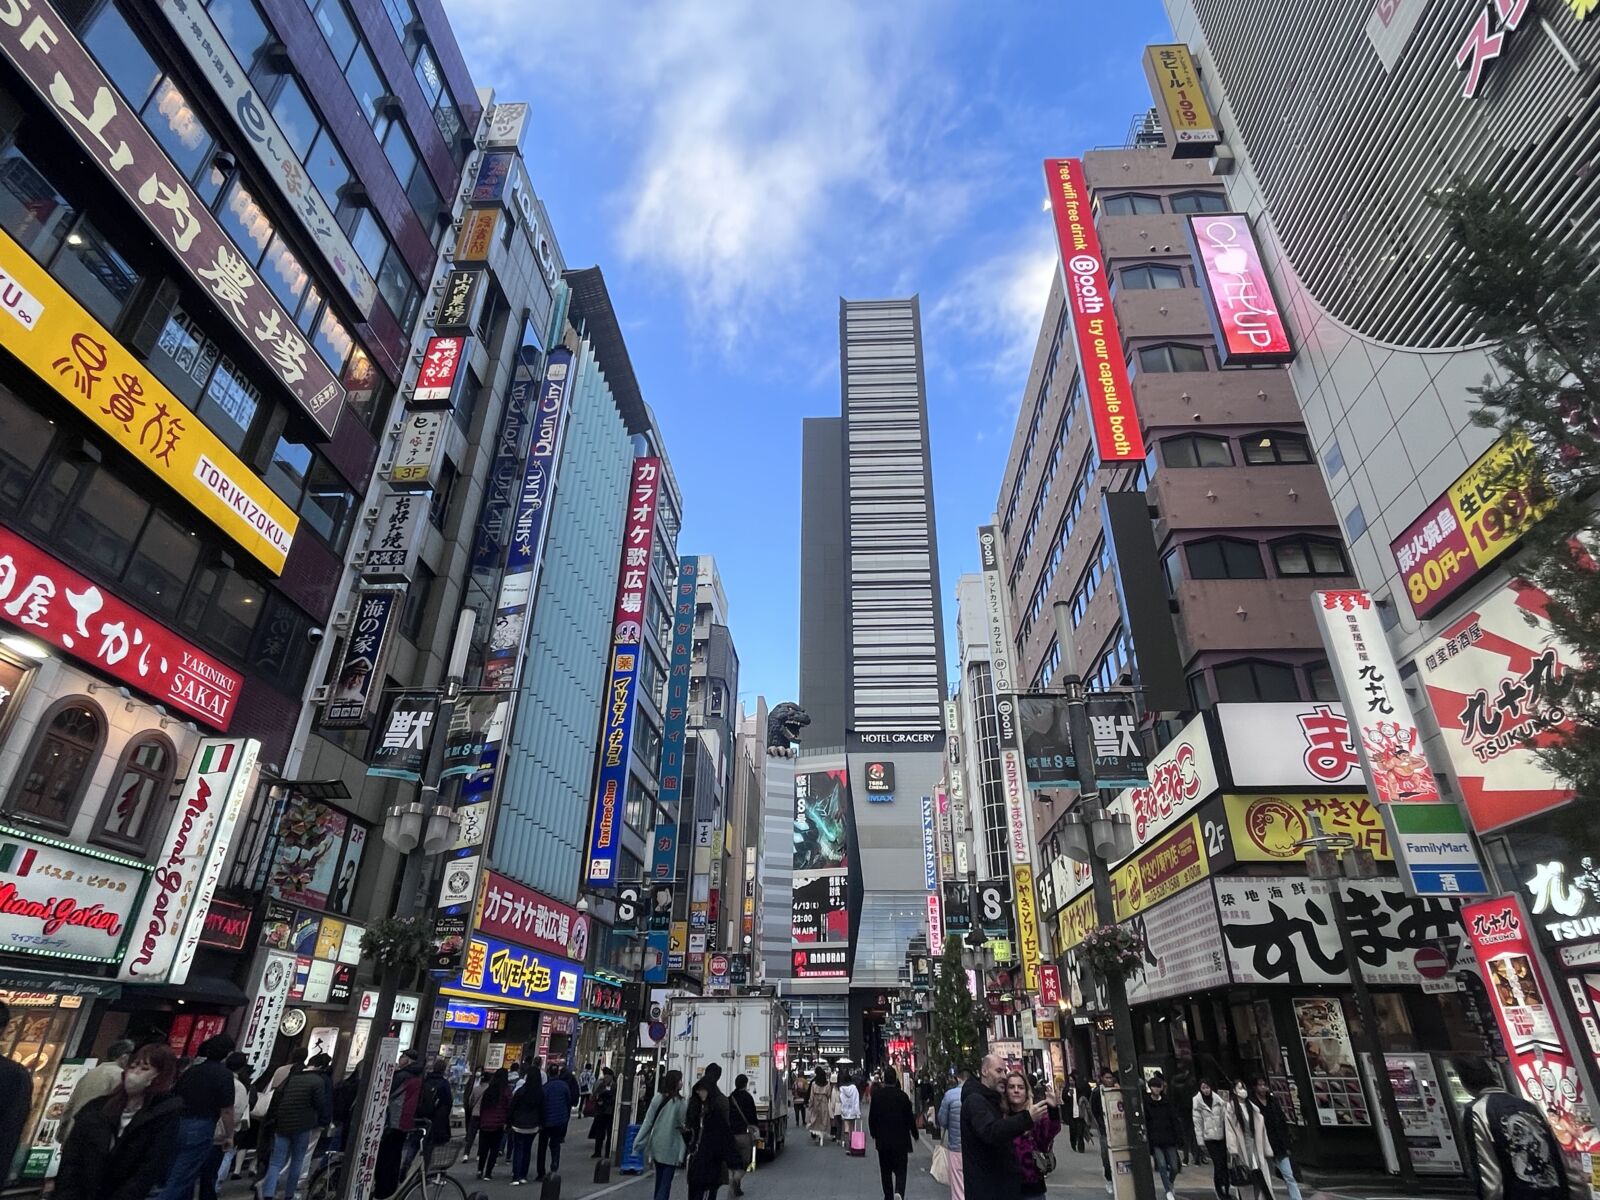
439 934 583 1013
443 1001 495 1029
643 930 669 983
651 822 677 882
657 557 697 816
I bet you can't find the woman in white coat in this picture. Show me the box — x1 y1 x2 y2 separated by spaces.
1222 1080 1273 1200
1192 1080 1230 1200
837 1071 862 1143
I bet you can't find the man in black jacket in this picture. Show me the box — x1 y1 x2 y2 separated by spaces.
1090 1068 1118 1192
960 1054 1045 1200
866 1066 918 1200
1250 1077 1302 1200
0 1003 29 1187
729 1074 759 1196
1143 1074 1183 1200
419 1058 454 1162
1458 1056 1584 1200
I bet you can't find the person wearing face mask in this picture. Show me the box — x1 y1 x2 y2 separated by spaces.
1191 1079 1230 1200
1222 1080 1273 1200
55 1043 183 1200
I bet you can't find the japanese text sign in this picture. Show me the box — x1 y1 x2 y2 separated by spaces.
441 934 583 1012
366 691 438 781
586 458 660 885
0 0 344 432
411 335 468 406
1391 432 1550 618
153 0 375 316
1415 579 1576 832
1043 158 1146 461
922 795 938 890
389 411 446 485
470 152 514 204
1463 895 1600 1156
1187 214 1292 364
1038 962 1061 1007
1114 711 1219 851
793 946 848 979
1142 44 1220 153
455 208 498 264
476 870 589 960
1454 0 1531 99
1122 881 1228 1004
0 227 297 573
1311 590 1441 804
1111 815 1208 922
485 103 529 149
363 490 427 582
656 557 698 820
1218 793 1391 864
1216 701 1361 790
321 591 398 727
0 526 243 727
435 269 482 332
1014 862 1041 991
0 826 146 962
120 738 259 983
1056 889 1095 952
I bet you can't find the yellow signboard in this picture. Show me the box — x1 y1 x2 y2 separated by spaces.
0 228 297 572
670 922 687 957
1143 44 1220 154
1219 793 1391 863
1057 890 1095 952
457 207 499 263
1014 863 1041 992
1110 815 1208 922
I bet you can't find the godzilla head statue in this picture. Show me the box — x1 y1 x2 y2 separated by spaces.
766 703 810 757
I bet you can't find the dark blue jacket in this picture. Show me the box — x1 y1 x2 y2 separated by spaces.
543 1074 576 1128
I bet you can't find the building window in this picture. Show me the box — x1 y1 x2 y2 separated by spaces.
1242 431 1312 465
1306 661 1338 702
1170 191 1230 214
1160 435 1233 468
1100 193 1163 216
1213 659 1300 703
54 216 140 328
401 561 435 641
1271 536 1350 577
208 0 271 69
1136 343 1210 374
1345 503 1368 540
1161 548 1183 596
430 458 457 529
1324 437 1346 478
1187 671 1211 709
1120 264 1185 290
10 699 105 829
1184 537 1265 580
95 733 176 851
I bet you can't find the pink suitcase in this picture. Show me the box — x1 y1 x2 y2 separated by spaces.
848 1130 866 1157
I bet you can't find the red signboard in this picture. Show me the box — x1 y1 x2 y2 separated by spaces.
0 526 241 727
611 458 661 641
476 869 590 960
412 335 467 405
199 898 252 951
1038 963 1061 1008
1462 895 1600 1156
792 946 849 979
1186 214 1293 365
1043 158 1147 462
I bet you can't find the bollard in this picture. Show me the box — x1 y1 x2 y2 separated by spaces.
540 1171 562 1200
594 1157 612 1184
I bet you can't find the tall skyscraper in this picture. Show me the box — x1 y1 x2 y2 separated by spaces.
794 297 948 1065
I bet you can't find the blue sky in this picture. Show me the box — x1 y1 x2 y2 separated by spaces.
442 0 1172 709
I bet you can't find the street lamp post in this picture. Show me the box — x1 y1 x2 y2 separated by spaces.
1296 815 1419 1187
340 611 475 1200
1051 600 1154 1200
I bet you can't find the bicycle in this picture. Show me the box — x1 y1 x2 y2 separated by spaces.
305 1119 468 1200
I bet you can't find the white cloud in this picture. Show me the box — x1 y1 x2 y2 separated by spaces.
926 223 1060 386
443 0 956 347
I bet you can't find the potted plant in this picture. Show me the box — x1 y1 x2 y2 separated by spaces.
360 916 432 985
1078 925 1145 983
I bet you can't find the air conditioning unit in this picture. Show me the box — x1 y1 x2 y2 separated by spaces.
1209 145 1235 175
311 684 331 703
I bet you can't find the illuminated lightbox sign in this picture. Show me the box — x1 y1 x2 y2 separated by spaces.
1186 214 1293 365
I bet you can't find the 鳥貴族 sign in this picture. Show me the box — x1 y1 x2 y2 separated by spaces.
0 826 147 962
0 0 344 433
455 209 499 264
0 227 297 573
1043 158 1146 462
1415 579 1576 833
1311 590 1441 804
0 526 243 728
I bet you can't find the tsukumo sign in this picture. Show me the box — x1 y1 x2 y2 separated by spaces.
1043 158 1146 462
0 526 244 728
120 738 261 984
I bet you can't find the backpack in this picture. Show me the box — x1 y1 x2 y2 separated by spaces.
420 1076 453 1145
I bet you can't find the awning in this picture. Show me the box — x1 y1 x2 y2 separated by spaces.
118 974 249 1008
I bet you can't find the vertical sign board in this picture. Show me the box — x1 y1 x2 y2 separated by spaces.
921 795 938 891
321 591 398 727
364 491 428 583
353 1038 402 1197
483 349 574 690
585 458 662 885
1186 214 1293 365
410 335 469 406
1462 896 1600 1164
1385 803 1489 897
238 949 297 1082
979 527 1037 875
926 892 944 957
1112 711 1220 853
1310 590 1442 805
1043 158 1147 462
1014 863 1042 992
657 557 699 822
120 739 260 984
1141 44 1220 155
389 411 448 484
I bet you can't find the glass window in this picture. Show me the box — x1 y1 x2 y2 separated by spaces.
380 0 415 41
1138 343 1210 373
124 510 198 620
434 90 464 153
348 209 386 274
300 455 354 548
0 146 75 263
143 79 214 179
452 368 482 435
1325 437 1345 477
208 0 270 69
260 233 310 314
295 281 324 336
412 43 443 103
430 457 456 529
217 179 273 266
1307 662 1338 702
1170 191 1230 214
1160 435 1233 468
1272 537 1350 577
1214 660 1300 703
1242 431 1312 464
381 123 418 191
59 465 148 576
401 560 434 641
376 244 417 327
0 389 55 512
341 346 382 426
1100 193 1163 216
83 4 161 109
55 217 140 327
270 78 319 161
311 305 353 373
97 735 175 849
345 44 386 126
209 569 264 657
1161 548 1182 596
196 356 260 451
10 701 103 827
151 309 219 409
311 0 358 66
1121 264 1185 290
27 459 79 538
1185 537 1265 580
407 167 444 231
265 435 312 504
305 128 351 211
1346 503 1368 540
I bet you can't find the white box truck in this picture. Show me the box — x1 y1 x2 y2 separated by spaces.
660 995 789 1157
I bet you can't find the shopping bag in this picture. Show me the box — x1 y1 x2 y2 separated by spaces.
930 1144 950 1185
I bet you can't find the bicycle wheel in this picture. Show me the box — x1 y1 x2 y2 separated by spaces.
419 1168 469 1200
306 1157 343 1200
